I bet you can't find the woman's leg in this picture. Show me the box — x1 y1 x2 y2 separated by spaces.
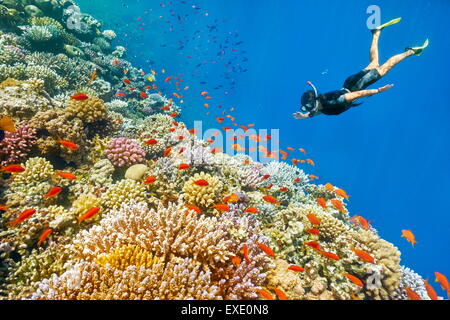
364 30 381 70
376 49 415 77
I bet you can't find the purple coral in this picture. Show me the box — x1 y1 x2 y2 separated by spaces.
105 137 145 167
0 122 37 166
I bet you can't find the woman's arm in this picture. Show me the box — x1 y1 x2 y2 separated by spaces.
293 111 311 120
344 84 394 103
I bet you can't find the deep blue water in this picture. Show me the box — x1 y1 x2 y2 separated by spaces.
77 0 450 294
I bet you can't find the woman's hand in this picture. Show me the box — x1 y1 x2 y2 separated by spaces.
378 84 394 93
293 111 310 120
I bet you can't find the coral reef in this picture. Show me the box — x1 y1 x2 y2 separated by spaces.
0 1 433 302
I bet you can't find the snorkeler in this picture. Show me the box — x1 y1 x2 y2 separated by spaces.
293 18 429 119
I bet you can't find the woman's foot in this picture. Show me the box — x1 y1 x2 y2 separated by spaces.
372 17 402 32
406 39 429 56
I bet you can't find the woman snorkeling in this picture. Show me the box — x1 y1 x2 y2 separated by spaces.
293 18 428 120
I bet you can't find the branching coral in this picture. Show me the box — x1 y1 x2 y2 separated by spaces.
105 137 145 167
0 122 37 166
30 201 271 300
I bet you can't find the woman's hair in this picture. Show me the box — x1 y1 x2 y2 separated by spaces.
301 90 316 106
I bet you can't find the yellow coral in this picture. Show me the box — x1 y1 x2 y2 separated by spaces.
12 157 53 185
71 193 100 216
94 245 160 271
182 172 223 209
66 96 107 123
101 179 146 210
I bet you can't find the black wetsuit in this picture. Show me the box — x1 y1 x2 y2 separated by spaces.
318 68 382 116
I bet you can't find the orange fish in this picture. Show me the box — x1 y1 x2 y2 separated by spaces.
178 163 190 170
231 256 241 266
0 164 25 173
257 242 275 257
343 273 364 287
0 116 16 132
200 91 208 96
243 243 251 263
186 205 201 215
244 207 259 214
163 147 172 157
194 179 209 186
291 159 299 166
278 187 288 192
89 70 97 82
144 139 158 145
316 198 327 209
164 76 172 82
287 147 295 151
9 208 36 227
223 193 240 203
173 92 181 98
264 184 273 190
273 288 288 300
70 93 89 101
0 204 12 211
305 228 320 235
335 188 350 199
143 176 156 184
351 294 363 300
299 148 307 155
56 139 79 150
184 86 190 90
325 183 334 191
287 265 305 272
350 215 371 230
123 79 131 85
309 174 319 180
256 288 274 300
280 149 289 160
43 186 62 198
351 248 375 263
204 96 213 99
263 195 279 205
211 147 222 154
401 230 418 247
37 228 53 246
214 204 230 212
405 288 422 300
320 251 340 261
331 199 346 213
140 91 148 99
78 207 101 223
423 279 438 300
170 112 178 118
434 272 450 295
306 213 321 226
304 241 321 251
56 171 77 180
306 159 315 166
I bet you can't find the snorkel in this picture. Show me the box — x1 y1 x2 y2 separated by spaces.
300 81 320 112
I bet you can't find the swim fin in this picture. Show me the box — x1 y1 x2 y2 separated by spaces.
406 39 429 56
374 17 402 31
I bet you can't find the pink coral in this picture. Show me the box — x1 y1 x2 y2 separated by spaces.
105 137 145 167
0 122 37 166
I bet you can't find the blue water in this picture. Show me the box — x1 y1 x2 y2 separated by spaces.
78 0 450 293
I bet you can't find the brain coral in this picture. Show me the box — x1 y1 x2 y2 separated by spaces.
105 137 146 167
65 96 107 123
30 201 271 300
182 172 224 209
